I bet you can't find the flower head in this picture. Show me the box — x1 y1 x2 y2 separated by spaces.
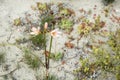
30 27 40 35
50 29 61 37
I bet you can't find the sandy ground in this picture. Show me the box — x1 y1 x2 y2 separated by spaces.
0 0 120 80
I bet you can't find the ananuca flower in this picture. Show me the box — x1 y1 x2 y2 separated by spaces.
50 29 61 37
30 27 40 35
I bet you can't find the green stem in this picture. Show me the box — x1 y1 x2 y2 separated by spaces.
43 30 49 80
44 30 47 68
48 36 53 69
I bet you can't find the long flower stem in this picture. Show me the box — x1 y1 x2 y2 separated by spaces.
43 30 48 80
48 36 53 69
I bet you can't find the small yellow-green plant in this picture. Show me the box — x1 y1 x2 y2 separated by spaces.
77 22 92 35
74 57 97 80
60 8 69 15
93 16 105 31
59 18 73 31
108 29 120 54
13 18 21 26
37 2 47 11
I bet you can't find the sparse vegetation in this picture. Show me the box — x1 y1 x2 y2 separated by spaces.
78 15 105 35
74 29 120 80
23 48 41 69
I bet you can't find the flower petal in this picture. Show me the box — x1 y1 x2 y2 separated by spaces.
31 27 37 32
30 32 35 35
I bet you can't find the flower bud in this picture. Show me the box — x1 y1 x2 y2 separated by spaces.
44 22 48 29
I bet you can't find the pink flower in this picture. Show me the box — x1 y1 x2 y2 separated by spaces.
44 22 48 29
50 29 61 37
30 27 40 35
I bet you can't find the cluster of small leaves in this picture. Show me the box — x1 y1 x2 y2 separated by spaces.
23 48 41 69
108 29 120 54
74 57 97 80
92 47 115 72
59 18 73 31
77 15 105 35
107 29 120 80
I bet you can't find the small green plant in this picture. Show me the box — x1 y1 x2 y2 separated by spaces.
60 8 69 15
13 18 21 26
92 47 115 72
74 57 97 80
108 29 120 54
59 18 73 31
93 15 105 31
107 29 120 80
77 22 92 35
37 2 47 11
23 48 41 69
0 52 5 64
